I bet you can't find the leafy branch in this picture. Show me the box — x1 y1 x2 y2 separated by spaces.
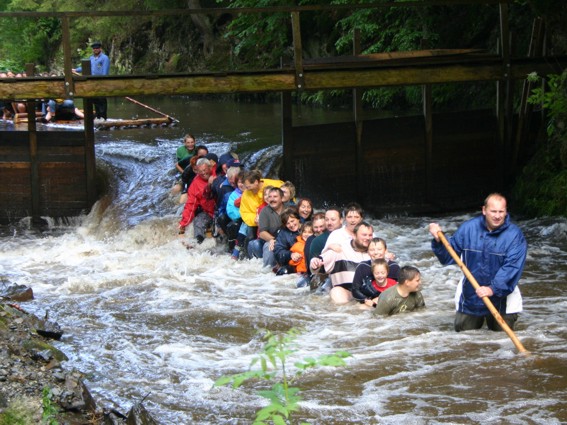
214 328 351 425
527 71 567 136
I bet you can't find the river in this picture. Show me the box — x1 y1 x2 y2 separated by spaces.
1 96 566 424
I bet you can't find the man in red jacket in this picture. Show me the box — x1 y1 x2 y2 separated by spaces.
178 158 216 244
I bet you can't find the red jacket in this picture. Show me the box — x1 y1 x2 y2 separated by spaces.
179 175 216 228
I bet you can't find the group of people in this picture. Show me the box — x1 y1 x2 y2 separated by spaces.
0 71 27 120
172 133 528 329
1 41 110 123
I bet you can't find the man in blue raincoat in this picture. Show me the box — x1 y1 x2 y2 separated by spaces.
429 193 527 332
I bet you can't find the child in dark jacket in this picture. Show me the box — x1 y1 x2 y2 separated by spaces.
273 208 301 274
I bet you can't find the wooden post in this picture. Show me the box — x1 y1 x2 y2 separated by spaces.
499 2 513 180
25 64 41 223
281 91 293 183
61 15 75 98
496 37 505 152
80 60 97 207
512 17 544 172
423 83 433 204
290 12 305 91
26 101 42 224
353 29 364 204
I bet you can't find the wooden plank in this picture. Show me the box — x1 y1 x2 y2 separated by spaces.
2 56 565 100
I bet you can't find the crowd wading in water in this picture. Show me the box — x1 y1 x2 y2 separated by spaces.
172 134 527 322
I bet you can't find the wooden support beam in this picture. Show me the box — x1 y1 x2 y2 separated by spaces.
61 16 75 98
84 98 96 207
26 100 40 223
281 92 293 182
1 56 565 100
512 17 544 171
499 2 513 179
290 12 305 90
352 29 363 204
423 84 433 204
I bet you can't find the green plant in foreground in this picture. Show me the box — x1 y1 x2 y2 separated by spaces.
41 387 59 425
214 328 351 425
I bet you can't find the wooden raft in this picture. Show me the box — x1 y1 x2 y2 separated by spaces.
12 113 175 129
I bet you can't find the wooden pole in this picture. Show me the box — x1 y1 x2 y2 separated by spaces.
124 97 178 122
353 29 364 204
437 231 528 354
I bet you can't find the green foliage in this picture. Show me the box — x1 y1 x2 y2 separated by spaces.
217 0 295 70
41 387 59 425
514 69 567 217
214 328 351 425
527 71 567 136
0 9 61 72
513 140 567 216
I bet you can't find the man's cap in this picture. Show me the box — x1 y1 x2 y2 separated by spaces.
91 41 102 48
205 153 218 163
218 153 234 167
226 158 243 168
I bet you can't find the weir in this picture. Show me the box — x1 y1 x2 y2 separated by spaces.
1 2 565 222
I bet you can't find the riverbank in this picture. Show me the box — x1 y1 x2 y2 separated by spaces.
0 301 96 424
0 298 157 424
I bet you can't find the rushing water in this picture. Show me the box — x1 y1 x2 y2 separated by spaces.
1 97 567 424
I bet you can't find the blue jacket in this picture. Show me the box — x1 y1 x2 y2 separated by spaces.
431 214 527 316
274 227 300 266
226 188 242 221
76 52 110 75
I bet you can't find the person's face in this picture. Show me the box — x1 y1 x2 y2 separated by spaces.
244 179 260 193
92 47 102 56
237 180 245 191
345 210 362 231
286 216 300 232
312 218 325 236
325 211 342 232
268 190 283 209
184 137 196 150
228 173 238 187
263 188 271 203
482 196 507 231
353 225 373 250
405 274 422 293
368 241 386 260
196 164 211 181
281 187 291 202
298 201 312 219
197 148 208 157
301 227 314 240
372 265 388 285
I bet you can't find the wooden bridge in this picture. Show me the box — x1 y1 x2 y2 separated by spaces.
1 1 566 222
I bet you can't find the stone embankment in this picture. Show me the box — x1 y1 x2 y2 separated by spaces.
0 284 158 424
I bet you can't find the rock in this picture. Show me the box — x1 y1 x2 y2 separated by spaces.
126 402 159 425
0 284 34 302
34 321 63 340
21 339 68 362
